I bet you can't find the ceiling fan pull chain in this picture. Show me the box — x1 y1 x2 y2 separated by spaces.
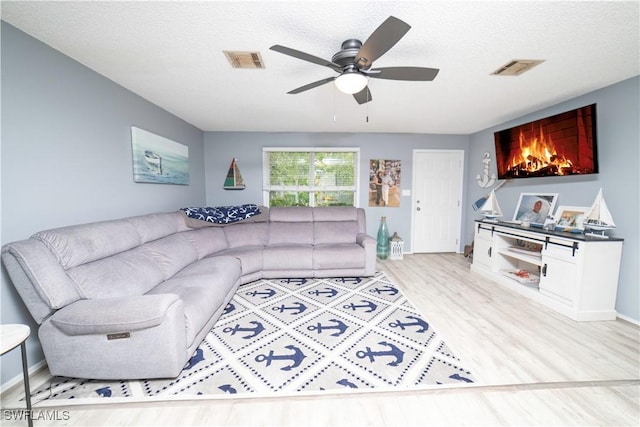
333 86 337 122
366 90 370 123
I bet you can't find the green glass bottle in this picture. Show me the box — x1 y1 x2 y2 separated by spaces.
377 216 390 260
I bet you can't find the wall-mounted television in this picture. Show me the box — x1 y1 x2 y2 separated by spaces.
494 104 598 179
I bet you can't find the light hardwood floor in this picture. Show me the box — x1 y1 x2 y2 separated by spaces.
2 253 639 426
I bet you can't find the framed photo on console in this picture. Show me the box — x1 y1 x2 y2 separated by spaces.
554 206 589 231
513 193 558 225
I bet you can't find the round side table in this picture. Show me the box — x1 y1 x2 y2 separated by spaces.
1 324 33 427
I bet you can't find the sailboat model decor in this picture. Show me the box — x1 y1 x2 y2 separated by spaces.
223 158 245 190
583 188 615 237
479 189 503 222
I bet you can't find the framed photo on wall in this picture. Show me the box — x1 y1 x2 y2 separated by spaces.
513 193 558 225
369 159 401 207
131 126 189 185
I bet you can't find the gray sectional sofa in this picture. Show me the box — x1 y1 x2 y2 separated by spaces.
1 206 376 380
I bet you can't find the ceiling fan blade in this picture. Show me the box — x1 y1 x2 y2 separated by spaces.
287 77 336 94
355 16 411 69
270 45 341 72
367 66 440 81
352 86 373 104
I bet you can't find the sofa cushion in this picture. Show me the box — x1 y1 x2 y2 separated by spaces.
140 234 199 279
126 212 183 243
32 220 141 269
168 255 233 278
67 233 198 299
32 213 185 270
219 246 264 275
263 245 313 270
314 244 366 269
223 222 268 248
314 221 359 244
269 222 314 245
313 207 358 221
67 247 165 299
150 256 241 345
182 228 229 259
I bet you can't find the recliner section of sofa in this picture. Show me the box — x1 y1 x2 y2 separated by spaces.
1 206 376 380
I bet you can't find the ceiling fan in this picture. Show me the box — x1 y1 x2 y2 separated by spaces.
270 16 439 104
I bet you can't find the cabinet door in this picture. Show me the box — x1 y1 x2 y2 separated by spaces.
473 236 493 269
539 255 577 304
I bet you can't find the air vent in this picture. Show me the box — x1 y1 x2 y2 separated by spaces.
491 59 544 76
223 51 265 69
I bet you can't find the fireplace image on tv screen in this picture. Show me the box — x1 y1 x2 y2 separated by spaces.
494 104 598 179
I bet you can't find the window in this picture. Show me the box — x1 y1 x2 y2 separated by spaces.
263 148 359 207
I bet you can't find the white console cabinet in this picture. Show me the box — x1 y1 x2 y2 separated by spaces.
470 221 623 321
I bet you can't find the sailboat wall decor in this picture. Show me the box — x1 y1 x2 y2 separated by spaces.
479 189 503 221
583 188 615 237
223 158 245 190
472 180 507 211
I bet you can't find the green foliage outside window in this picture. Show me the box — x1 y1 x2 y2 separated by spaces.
264 150 358 207
269 191 310 207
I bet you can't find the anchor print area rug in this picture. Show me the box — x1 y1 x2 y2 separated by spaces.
30 272 475 406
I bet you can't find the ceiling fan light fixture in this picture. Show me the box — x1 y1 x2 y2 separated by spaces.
334 72 367 94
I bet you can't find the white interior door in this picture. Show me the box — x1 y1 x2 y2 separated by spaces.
411 150 464 253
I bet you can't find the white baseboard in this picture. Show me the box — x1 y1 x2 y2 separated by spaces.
0 359 47 395
616 313 640 326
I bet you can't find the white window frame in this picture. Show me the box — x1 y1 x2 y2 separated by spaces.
262 147 361 207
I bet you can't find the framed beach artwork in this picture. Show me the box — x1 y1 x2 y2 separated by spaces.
512 192 558 225
131 126 189 185
369 159 401 207
554 206 589 231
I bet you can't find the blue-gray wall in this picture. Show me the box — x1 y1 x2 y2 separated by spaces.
2 20 638 387
1 23 206 384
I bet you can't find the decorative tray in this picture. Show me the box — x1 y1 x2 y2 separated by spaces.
500 269 540 286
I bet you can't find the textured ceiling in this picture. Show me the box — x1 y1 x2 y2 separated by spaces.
2 1 639 134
